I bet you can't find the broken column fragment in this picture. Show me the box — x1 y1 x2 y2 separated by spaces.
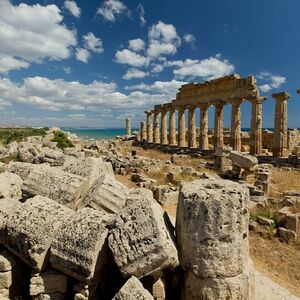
3 196 73 271
50 207 111 283
81 173 128 213
112 276 154 300
176 179 254 300
108 197 178 278
22 165 89 209
0 172 23 200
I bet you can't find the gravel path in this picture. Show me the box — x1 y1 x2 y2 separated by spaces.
256 271 300 300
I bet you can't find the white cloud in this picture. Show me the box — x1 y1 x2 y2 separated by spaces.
0 76 171 114
183 34 195 43
258 72 286 93
83 32 104 53
136 4 146 26
125 79 186 96
128 39 145 52
97 0 128 22
0 0 77 73
0 54 29 73
173 57 235 80
151 64 164 73
115 49 149 67
75 48 90 63
147 21 181 58
64 0 81 18
66 113 85 119
123 68 149 80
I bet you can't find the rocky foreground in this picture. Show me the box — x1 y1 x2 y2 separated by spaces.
0 131 297 299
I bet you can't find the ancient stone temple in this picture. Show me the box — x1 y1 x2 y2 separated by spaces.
143 74 264 155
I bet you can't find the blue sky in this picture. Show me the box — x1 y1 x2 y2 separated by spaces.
0 0 299 128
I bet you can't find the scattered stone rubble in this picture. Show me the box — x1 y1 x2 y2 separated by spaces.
0 131 296 299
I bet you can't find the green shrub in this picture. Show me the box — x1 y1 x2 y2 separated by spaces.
51 131 74 149
0 128 48 145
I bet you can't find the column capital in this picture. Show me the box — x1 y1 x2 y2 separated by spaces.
198 102 210 110
145 110 153 115
248 96 267 104
272 92 291 101
228 98 244 106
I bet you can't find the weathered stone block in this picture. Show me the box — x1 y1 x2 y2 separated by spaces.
50 208 110 283
112 276 154 300
278 227 297 243
30 269 67 296
0 250 19 272
4 196 72 271
0 172 23 200
81 173 128 213
0 198 21 243
22 165 89 209
176 179 249 278
230 151 258 170
108 197 178 278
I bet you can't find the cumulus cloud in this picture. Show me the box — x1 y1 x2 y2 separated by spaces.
97 0 128 22
0 76 171 114
258 72 286 93
125 79 186 96
83 32 104 53
147 21 181 57
173 57 235 80
128 39 145 52
183 34 196 43
123 68 149 80
0 54 29 74
75 48 90 63
115 49 149 67
64 0 81 18
0 0 76 73
62 66 72 74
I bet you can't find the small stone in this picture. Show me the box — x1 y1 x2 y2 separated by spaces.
257 217 275 227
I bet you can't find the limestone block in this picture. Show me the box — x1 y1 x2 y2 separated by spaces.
126 188 154 206
229 151 258 170
108 198 178 278
50 208 110 283
278 227 297 242
81 173 128 213
152 278 166 300
36 149 65 166
0 250 19 272
22 165 89 209
112 276 154 300
0 270 12 289
63 157 111 184
0 172 23 200
5 161 40 180
4 196 72 271
30 269 67 296
176 179 249 278
34 293 65 300
0 287 9 299
0 198 21 243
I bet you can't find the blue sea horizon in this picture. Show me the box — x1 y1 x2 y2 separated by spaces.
62 127 294 140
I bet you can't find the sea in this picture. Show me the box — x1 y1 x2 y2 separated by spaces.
61 128 138 140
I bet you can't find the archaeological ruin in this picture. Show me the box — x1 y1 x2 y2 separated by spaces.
138 74 297 158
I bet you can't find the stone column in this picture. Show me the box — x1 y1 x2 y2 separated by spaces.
188 105 197 148
140 121 147 141
249 97 265 156
161 109 168 145
213 101 225 150
178 107 186 147
169 108 177 146
272 92 291 157
145 111 153 143
153 109 160 144
199 103 209 150
176 179 254 300
125 118 131 136
230 100 243 152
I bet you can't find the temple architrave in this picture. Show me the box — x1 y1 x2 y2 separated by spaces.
137 74 294 157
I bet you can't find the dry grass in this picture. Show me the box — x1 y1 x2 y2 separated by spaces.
270 169 300 198
146 170 169 185
250 231 300 297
